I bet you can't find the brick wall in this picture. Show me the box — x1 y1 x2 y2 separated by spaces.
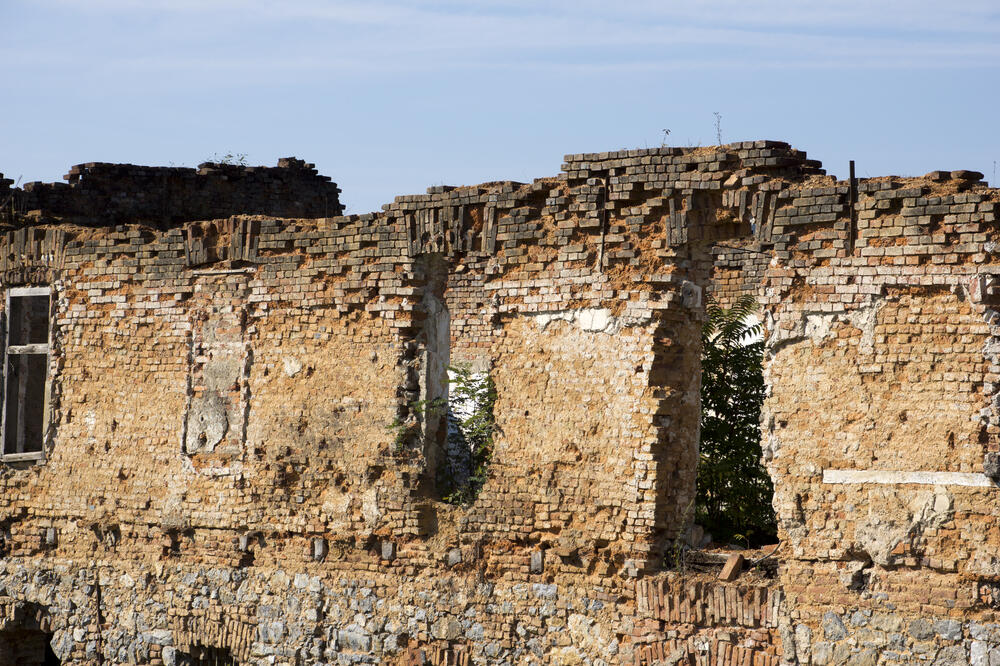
2 143 995 664
0 157 343 228
760 170 1000 664
709 239 770 310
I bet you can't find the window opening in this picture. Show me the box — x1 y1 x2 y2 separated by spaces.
440 365 496 505
181 645 237 666
2 287 51 461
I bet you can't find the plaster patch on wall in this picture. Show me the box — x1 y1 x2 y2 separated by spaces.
766 301 883 355
804 313 834 342
823 469 995 487
282 357 303 378
853 486 954 567
184 391 228 454
181 277 250 462
361 488 381 527
531 308 647 335
848 302 882 356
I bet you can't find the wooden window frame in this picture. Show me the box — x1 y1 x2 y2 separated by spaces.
1 286 52 463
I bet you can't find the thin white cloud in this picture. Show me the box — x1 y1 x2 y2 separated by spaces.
24 0 1000 33
2 0 998 78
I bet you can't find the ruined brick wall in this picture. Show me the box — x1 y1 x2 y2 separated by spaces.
0 158 343 228
12 142 1000 665
0 173 13 208
709 240 770 310
759 171 1000 664
0 142 825 665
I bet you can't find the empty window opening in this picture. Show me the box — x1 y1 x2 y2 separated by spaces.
180 645 237 666
696 295 776 549
42 638 59 666
2 287 52 461
440 365 496 505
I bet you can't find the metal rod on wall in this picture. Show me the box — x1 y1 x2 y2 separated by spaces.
847 159 857 255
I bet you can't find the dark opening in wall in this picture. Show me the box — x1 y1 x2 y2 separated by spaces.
180 644 237 666
410 253 497 506
0 629 60 665
394 254 453 485
2 287 52 462
696 295 777 547
42 640 58 666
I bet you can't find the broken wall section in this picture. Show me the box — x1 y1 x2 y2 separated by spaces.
0 142 831 663
0 141 821 567
759 169 1000 664
1 158 343 228
710 239 771 310
384 142 825 568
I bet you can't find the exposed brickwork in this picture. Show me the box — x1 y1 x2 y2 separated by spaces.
759 170 1000 664
0 144 995 664
0 158 343 228
709 240 770 311
632 575 783 665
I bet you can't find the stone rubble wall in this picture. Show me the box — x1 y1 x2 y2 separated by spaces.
0 558 783 666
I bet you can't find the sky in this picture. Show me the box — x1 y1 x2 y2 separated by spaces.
1 1 999 214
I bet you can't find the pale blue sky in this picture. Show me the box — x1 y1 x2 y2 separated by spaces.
2 1 999 214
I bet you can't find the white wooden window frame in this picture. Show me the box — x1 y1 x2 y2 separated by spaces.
1 286 52 463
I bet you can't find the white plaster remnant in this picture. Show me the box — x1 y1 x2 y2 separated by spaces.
848 304 881 356
362 488 380 527
184 391 228 453
804 314 834 342
532 308 645 335
852 486 954 566
766 301 883 354
808 303 880 348
823 469 996 487
283 357 303 377
681 280 702 309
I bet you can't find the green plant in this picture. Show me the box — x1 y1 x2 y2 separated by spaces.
664 499 695 572
387 415 418 454
387 397 447 454
697 294 776 546
440 367 497 505
207 152 248 166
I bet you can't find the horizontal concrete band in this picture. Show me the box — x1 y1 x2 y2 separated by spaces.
822 469 997 487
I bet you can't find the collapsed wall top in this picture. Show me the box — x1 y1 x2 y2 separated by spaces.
0 157 344 228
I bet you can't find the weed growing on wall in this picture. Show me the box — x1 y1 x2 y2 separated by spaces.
440 367 497 505
206 152 248 166
387 397 446 454
664 500 696 571
697 295 777 545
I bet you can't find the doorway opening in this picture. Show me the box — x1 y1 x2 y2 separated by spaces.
696 295 777 548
